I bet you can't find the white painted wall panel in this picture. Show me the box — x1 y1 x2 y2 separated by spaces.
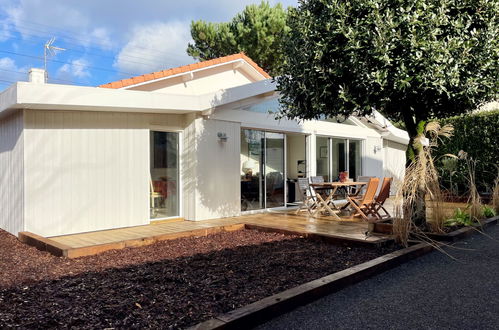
383 140 406 194
185 118 241 221
363 136 385 180
0 110 24 235
23 110 183 237
130 66 256 94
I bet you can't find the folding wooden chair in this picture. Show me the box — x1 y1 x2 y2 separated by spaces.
347 177 379 222
295 178 317 215
371 177 393 220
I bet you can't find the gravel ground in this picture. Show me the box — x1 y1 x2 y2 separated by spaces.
0 229 395 329
258 224 499 330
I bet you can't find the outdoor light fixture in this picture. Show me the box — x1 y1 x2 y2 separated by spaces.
217 132 228 142
373 145 382 153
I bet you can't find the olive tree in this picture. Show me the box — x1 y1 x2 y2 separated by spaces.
277 0 498 161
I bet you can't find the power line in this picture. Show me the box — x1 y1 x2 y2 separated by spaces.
2 32 179 70
0 68 85 85
6 19 187 62
0 49 136 76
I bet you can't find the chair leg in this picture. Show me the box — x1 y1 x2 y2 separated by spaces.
346 196 369 221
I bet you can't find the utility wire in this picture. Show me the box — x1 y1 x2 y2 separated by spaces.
6 19 186 60
2 32 179 70
0 49 136 76
0 68 85 85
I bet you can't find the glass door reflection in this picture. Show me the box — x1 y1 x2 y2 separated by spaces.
241 130 264 211
265 132 285 208
150 131 179 219
241 129 285 211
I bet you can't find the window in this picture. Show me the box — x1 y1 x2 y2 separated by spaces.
315 136 362 181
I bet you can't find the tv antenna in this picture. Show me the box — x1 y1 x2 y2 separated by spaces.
44 37 66 81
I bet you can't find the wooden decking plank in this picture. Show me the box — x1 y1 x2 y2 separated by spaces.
36 210 391 255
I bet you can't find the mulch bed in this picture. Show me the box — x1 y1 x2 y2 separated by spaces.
0 229 396 329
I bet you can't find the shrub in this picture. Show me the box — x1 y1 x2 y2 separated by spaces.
482 205 496 218
435 110 499 195
445 208 474 227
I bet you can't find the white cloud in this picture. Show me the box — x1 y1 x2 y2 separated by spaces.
2 0 115 49
0 56 27 84
0 20 11 42
56 58 91 80
114 21 194 74
88 28 113 50
0 0 298 49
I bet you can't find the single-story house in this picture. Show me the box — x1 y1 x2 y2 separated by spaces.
0 53 409 238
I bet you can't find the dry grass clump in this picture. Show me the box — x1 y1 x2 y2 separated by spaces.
492 168 499 214
465 157 483 222
393 121 453 246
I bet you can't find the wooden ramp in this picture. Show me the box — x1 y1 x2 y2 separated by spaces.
19 212 392 258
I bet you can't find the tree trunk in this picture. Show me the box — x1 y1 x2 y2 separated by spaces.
403 115 428 228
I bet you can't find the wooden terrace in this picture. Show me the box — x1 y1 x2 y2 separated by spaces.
19 203 396 258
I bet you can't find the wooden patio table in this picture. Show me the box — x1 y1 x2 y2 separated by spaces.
310 181 367 219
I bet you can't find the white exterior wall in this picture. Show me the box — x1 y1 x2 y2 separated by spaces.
0 111 24 235
383 140 407 194
211 108 388 180
363 136 385 179
183 117 241 221
130 66 257 95
23 110 184 237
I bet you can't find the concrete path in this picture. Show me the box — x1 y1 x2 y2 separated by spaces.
258 225 499 330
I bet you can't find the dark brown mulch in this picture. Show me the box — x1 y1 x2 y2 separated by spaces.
0 228 290 289
0 229 396 329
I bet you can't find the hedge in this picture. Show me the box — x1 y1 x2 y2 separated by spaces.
434 109 499 195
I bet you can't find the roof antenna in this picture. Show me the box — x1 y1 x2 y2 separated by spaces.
44 37 66 82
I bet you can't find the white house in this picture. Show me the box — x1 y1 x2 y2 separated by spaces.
0 53 408 238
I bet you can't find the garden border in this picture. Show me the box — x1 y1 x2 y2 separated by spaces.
191 215 498 330
190 242 433 330
373 216 498 242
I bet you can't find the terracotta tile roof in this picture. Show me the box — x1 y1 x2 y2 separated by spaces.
99 52 271 89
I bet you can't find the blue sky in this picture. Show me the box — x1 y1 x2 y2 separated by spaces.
0 0 297 91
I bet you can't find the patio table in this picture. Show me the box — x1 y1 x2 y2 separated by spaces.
310 181 367 219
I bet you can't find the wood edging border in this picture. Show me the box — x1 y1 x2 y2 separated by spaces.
190 242 433 330
374 215 498 242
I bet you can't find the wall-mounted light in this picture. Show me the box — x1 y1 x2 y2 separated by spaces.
373 145 382 153
217 132 228 142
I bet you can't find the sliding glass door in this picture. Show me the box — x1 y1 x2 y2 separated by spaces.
265 132 285 208
316 136 362 181
331 138 347 180
150 131 179 219
349 140 362 180
241 129 285 211
316 136 330 181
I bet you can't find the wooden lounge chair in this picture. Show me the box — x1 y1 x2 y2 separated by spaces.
295 178 317 215
351 176 375 196
371 177 393 220
309 175 327 199
347 177 379 222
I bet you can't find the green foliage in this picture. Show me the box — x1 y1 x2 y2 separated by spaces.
186 1 289 76
277 0 499 149
482 205 496 218
444 208 474 227
434 110 499 194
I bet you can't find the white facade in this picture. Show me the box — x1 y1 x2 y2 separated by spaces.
0 111 24 235
0 55 409 237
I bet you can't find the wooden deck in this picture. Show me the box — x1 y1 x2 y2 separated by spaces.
20 210 394 258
